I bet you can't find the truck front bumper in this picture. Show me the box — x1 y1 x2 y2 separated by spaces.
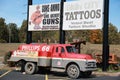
81 60 97 71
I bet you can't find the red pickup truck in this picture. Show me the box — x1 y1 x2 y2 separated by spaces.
8 43 97 79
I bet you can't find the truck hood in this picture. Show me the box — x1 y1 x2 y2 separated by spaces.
68 53 94 60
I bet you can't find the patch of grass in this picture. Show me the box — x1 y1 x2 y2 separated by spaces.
95 65 120 73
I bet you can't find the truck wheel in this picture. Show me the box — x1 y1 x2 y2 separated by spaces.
81 71 92 77
112 64 119 70
25 62 37 74
67 64 80 79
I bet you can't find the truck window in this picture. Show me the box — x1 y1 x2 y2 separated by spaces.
61 47 65 53
56 47 58 52
56 47 65 53
66 46 77 53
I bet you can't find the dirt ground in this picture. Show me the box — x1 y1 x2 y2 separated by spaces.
0 43 22 56
93 71 120 76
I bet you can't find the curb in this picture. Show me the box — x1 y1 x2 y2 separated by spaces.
93 71 120 76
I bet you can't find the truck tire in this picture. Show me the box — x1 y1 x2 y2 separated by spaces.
81 71 92 77
67 64 80 79
112 64 119 70
109 64 119 70
25 62 37 74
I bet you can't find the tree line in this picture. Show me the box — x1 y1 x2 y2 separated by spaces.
0 17 120 44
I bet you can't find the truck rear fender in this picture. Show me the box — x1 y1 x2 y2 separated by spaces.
17 59 26 63
16 60 37 68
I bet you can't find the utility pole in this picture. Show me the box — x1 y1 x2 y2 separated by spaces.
59 0 66 44
26 0 32 44
102 0 109 71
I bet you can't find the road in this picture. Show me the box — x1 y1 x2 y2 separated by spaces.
0 70 120 80
0 70 45 80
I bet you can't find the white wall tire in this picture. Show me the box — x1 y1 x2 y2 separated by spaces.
67 64 80 79
25 62 36 74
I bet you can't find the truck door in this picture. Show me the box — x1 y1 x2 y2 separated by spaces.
51 46 65 68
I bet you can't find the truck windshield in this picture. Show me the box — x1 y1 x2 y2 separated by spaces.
66 46 77 53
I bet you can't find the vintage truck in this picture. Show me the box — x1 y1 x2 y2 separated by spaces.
8 43 97 79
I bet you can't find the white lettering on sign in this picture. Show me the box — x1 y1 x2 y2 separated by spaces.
13 51 28 56
21 45 40 51
13 50 38 57
42 46 50 52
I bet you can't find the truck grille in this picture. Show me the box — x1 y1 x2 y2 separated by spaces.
86 62 96 68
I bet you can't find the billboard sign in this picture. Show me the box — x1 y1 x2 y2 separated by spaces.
63 0 104 30
28 2 60 31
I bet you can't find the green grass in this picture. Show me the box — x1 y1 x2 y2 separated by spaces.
96 67 120 73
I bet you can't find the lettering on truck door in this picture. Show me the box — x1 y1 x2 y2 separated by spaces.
52 46 65 68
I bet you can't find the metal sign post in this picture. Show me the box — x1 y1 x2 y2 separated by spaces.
26 0 32 44
102 0 109 71
59 0 66 44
